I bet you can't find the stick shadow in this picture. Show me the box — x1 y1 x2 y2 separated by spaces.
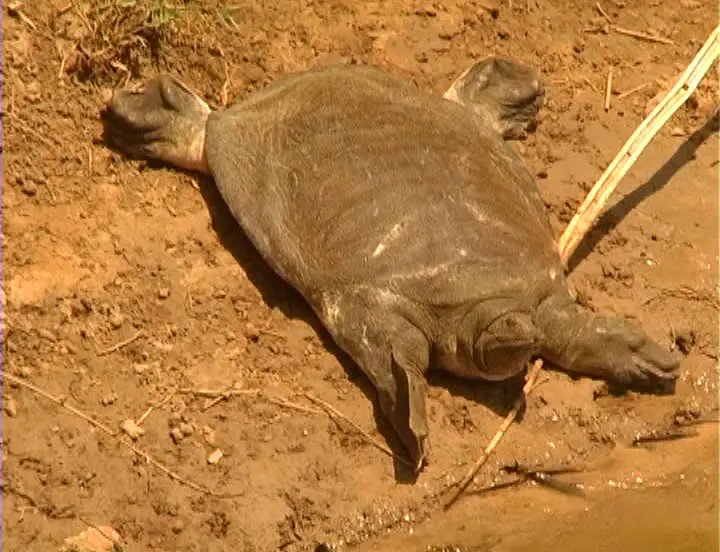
567 110 719 272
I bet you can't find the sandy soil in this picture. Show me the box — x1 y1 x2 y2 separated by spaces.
2 1 718 551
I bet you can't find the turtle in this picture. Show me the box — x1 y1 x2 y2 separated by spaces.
101 56 681 471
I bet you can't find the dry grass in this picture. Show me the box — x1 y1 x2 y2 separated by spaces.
57 0 186 85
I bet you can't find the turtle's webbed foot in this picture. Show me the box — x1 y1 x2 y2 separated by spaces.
444 56 544 139
101 75 211 173
563 317 682 394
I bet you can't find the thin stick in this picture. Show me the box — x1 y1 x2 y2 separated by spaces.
614 26 674 45
1 372 237 497
595 2 612 24
7 2 37 30
617 82 650 100
2 372 117 436
604 69 613 111
558 24 720 264
179 387 322 416
96 331 145 356
443 360 544 509
136 389 177 426
304 392 416 469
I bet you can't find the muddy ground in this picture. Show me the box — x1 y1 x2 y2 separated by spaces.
2 1 718 551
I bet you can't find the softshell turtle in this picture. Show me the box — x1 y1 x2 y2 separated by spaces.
102 57 681 471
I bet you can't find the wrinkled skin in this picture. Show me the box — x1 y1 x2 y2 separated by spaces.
101 57 681 472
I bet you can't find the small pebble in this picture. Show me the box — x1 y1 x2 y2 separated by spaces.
109 311 124 329
100 392 118 406
4 396 18 417
168 412 182 428
121 419 145 440
158 287 170 299
670 126 687 137
244 322 260 341
21 179 38 196
171 519 185 534
179 422 194 437
170 427 184 443
16 365 32 378
202 426 216 446
207 448 223 465
133 363 149 375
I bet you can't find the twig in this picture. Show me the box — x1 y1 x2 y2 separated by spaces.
1 372 237 498
179 387 322 416
96 331 145 356
614 26 674 45
616 82 651 100
604 68 613 111
582 77 598 92
558 24 720 263
7 2 37 30
595 2 612 24
2 372 117 436
136 388 177 426
443 359 544 509
304 392 416 469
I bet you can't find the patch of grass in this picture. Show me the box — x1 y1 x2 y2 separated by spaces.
58 0 186 85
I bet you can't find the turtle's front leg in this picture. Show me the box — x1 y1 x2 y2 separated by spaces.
101 75 212 173
536 293 682 393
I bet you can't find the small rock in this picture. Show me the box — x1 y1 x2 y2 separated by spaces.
202 426 216 446
100 392 117 406
37 328 57 342
20 179 38 196
170 427 184 443
670 126 687 137
61 526 120 552
133 363 149 375
4 396 18 417
244 322 260 341
16 365 32 378
158 287 170 299
108 311 124 329
168 412 182 428
171 519 185 534
207 448 223 465
121 419 145 440
591 381 609 399
179 422 195 436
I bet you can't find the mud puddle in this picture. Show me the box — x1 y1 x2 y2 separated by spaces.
353 425 718 552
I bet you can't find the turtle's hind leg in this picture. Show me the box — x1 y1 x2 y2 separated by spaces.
101 75 212 173
315 287 432 472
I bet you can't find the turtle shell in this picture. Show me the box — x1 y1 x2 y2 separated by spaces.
204 64 563 310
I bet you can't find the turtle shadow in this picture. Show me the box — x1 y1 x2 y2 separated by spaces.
192 173 523 483
567 110 719 272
